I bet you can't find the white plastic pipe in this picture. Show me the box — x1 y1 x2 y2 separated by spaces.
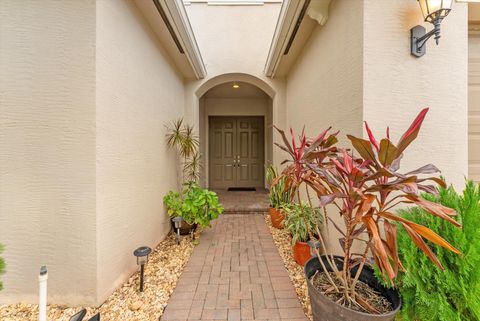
38 266 48 321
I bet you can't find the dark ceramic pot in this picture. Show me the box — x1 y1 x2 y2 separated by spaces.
304 256 401 321
171 218 197 235
293 241 312 266
269 207 284 229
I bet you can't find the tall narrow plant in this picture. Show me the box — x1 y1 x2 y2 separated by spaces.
165 118 201 184
265 165 291 208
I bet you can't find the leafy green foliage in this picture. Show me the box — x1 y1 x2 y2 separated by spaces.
163 184 224 228
282 202 323 244
265 165 291 208
0 244 5 291
394 181 480 321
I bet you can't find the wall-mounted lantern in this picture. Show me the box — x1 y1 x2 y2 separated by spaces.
411 0 453 57
133 246 152 292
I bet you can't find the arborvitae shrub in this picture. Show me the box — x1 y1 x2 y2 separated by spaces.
395 181 480 321
0 244 5 291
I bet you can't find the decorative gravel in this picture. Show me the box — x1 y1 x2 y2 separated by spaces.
265 214 313 321
0 230 200 321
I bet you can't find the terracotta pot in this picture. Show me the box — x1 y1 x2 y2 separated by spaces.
269 207 284 229
304 256 401 321
293 241 312 266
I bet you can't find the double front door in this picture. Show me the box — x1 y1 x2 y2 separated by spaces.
209 116 264 189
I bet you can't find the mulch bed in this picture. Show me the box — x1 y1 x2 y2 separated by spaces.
0 230 200 321
264 214 313 320
312 271 393 314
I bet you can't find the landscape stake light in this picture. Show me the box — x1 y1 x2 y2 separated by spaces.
38 266 48 321
172 216 183 245
133 246 152 292
411 0 453 57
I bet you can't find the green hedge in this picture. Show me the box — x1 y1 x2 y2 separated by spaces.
394 181 480 321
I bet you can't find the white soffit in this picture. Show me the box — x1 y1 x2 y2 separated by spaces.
134 0 206 79
264 0 331 78
183 0 282 5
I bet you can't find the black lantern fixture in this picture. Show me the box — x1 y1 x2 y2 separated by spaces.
411 0 453 57
133 246 152 292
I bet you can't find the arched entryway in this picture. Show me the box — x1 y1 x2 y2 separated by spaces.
195 74 276 190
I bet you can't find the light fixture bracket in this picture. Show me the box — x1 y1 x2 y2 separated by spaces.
410 17 444 58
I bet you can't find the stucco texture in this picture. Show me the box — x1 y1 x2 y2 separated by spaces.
0 0 185 305
95 0 185 303
286 0 364 145
363 0 468 189
0 0 97 305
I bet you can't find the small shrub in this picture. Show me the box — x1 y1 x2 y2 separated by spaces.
282 202 322 244
163 184 224 228
395 181 480 321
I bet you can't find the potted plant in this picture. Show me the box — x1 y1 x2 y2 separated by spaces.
274 108 461 321
282 202 323 266
265 165 291 228
163 183 224 235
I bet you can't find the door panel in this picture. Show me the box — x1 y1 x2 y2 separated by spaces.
209 116 264 189
209 117 237 189
469 25 480 182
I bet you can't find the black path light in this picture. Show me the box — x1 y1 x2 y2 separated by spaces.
133 246 152 292
411 0 453 57
172 216 183 245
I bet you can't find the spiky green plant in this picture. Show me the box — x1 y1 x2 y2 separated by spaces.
0 244 5 291
282 202 323 244
265 165 291 208
165 118 201 184
393 181 480 321
184 151 202 183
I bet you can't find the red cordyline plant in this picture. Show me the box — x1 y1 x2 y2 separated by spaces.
274 108 461 313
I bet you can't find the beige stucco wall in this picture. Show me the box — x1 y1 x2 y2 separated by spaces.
286 0 364 147
0 0 185 305
286 0 468 188
363 0 468 189
0 1 97 304
284 0 468 252
95 0 185 303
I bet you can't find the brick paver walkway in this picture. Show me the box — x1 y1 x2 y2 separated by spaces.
161 214 308 321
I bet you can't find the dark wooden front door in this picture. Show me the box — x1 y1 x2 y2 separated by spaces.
209 116 264 189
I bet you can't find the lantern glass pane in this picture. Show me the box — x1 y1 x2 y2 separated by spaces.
418 0 452 21
419 0 430 19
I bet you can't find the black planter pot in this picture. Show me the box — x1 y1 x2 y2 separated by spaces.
170 218 197 235
304 256 401 321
